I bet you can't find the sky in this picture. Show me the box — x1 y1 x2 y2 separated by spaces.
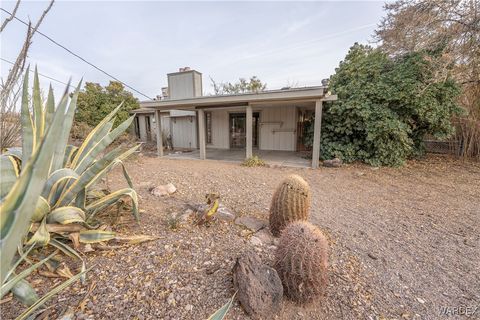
1 1 387 101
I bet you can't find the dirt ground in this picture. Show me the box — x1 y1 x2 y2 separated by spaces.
2 154 479 320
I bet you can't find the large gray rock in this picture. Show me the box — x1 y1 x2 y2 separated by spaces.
216 204 236 222
253 228 275 246
235 216 267 232
233 250 283 319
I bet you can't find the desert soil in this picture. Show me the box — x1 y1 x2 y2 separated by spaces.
2 154 479 320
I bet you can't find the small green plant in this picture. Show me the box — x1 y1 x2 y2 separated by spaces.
166 212 181 230
241 155 266 167
274 221 328 303
269 174 311 236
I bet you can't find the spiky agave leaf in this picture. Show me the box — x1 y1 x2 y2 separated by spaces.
55 145 139 208
0 71 73 284
79 230 116 243
0 155 20 199
1 251 56 298
46 206 86 225
15 267 90 320
11 279 38 306
207 292 237 320
86 187 138 222
70 102 124 168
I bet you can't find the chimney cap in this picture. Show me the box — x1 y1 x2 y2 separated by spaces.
178 67 192 72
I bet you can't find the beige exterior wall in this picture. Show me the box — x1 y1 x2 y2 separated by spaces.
259 105 296 151
171 116 197 149
208 110 230 149
137 104 298 151
167 71 202 99
193 72 203 97
206 105 297 151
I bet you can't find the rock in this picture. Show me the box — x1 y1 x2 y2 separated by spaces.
233 250 283 320
138 181 155 189
167 293 176 306
178 210 194 223
250 236 263 246
151 183 177 197
235 216 267 232
323 158 343 168
185 304 193 312
58 307 75 320
168 210 192 228
253 229 275 246
216 204 236 222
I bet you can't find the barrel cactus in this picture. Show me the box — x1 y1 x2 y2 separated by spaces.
274 221 328 303
269 174 311 236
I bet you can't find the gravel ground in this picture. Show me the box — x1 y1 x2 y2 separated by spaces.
2 154 479 320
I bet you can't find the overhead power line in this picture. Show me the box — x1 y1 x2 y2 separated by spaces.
1 57 75 88
1 7 153 100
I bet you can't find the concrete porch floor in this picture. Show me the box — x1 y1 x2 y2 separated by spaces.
165 148 311 168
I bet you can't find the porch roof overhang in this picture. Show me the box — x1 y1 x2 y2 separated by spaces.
138 86 335 111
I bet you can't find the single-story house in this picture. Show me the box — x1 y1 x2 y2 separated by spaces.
132 68 337 168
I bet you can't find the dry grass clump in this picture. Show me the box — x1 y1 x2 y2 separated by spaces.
242 155 266 167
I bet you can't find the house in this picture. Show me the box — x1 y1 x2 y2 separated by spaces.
132 68 337 168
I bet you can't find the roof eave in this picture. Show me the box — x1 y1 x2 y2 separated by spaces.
140 87 329 110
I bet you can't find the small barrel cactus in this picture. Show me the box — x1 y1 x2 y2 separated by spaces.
274 221 328 303
269 174 311 236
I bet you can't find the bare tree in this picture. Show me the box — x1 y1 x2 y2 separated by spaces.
210 76 267 95
0 0 54 149
375 0 480 158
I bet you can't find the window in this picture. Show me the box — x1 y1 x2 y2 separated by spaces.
205 111 212 144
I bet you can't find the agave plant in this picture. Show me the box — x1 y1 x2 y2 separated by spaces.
1 68 139 247
0 68 92 318
0 68 139 313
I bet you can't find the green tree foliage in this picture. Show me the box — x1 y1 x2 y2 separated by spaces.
75 81 140 127
211 76 266 95
305 43 461 166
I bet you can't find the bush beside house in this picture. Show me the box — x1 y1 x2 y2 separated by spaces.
305 43 461 166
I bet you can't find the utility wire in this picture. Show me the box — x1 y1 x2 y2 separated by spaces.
1 57 76 88
0 7 153 100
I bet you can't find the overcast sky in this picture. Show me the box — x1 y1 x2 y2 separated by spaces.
1 1 386 101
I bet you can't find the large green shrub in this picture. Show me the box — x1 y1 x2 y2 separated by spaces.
75 81 140 128
306 44 461 166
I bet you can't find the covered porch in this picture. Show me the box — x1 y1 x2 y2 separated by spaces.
141 87 337 168
166 148 311 167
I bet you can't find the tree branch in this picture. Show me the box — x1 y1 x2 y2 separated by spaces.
0 0 21 32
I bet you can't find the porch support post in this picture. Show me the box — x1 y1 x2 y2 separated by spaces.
198 109 206 160
312 100 323 168
154 109 163 157
246 104 253 159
